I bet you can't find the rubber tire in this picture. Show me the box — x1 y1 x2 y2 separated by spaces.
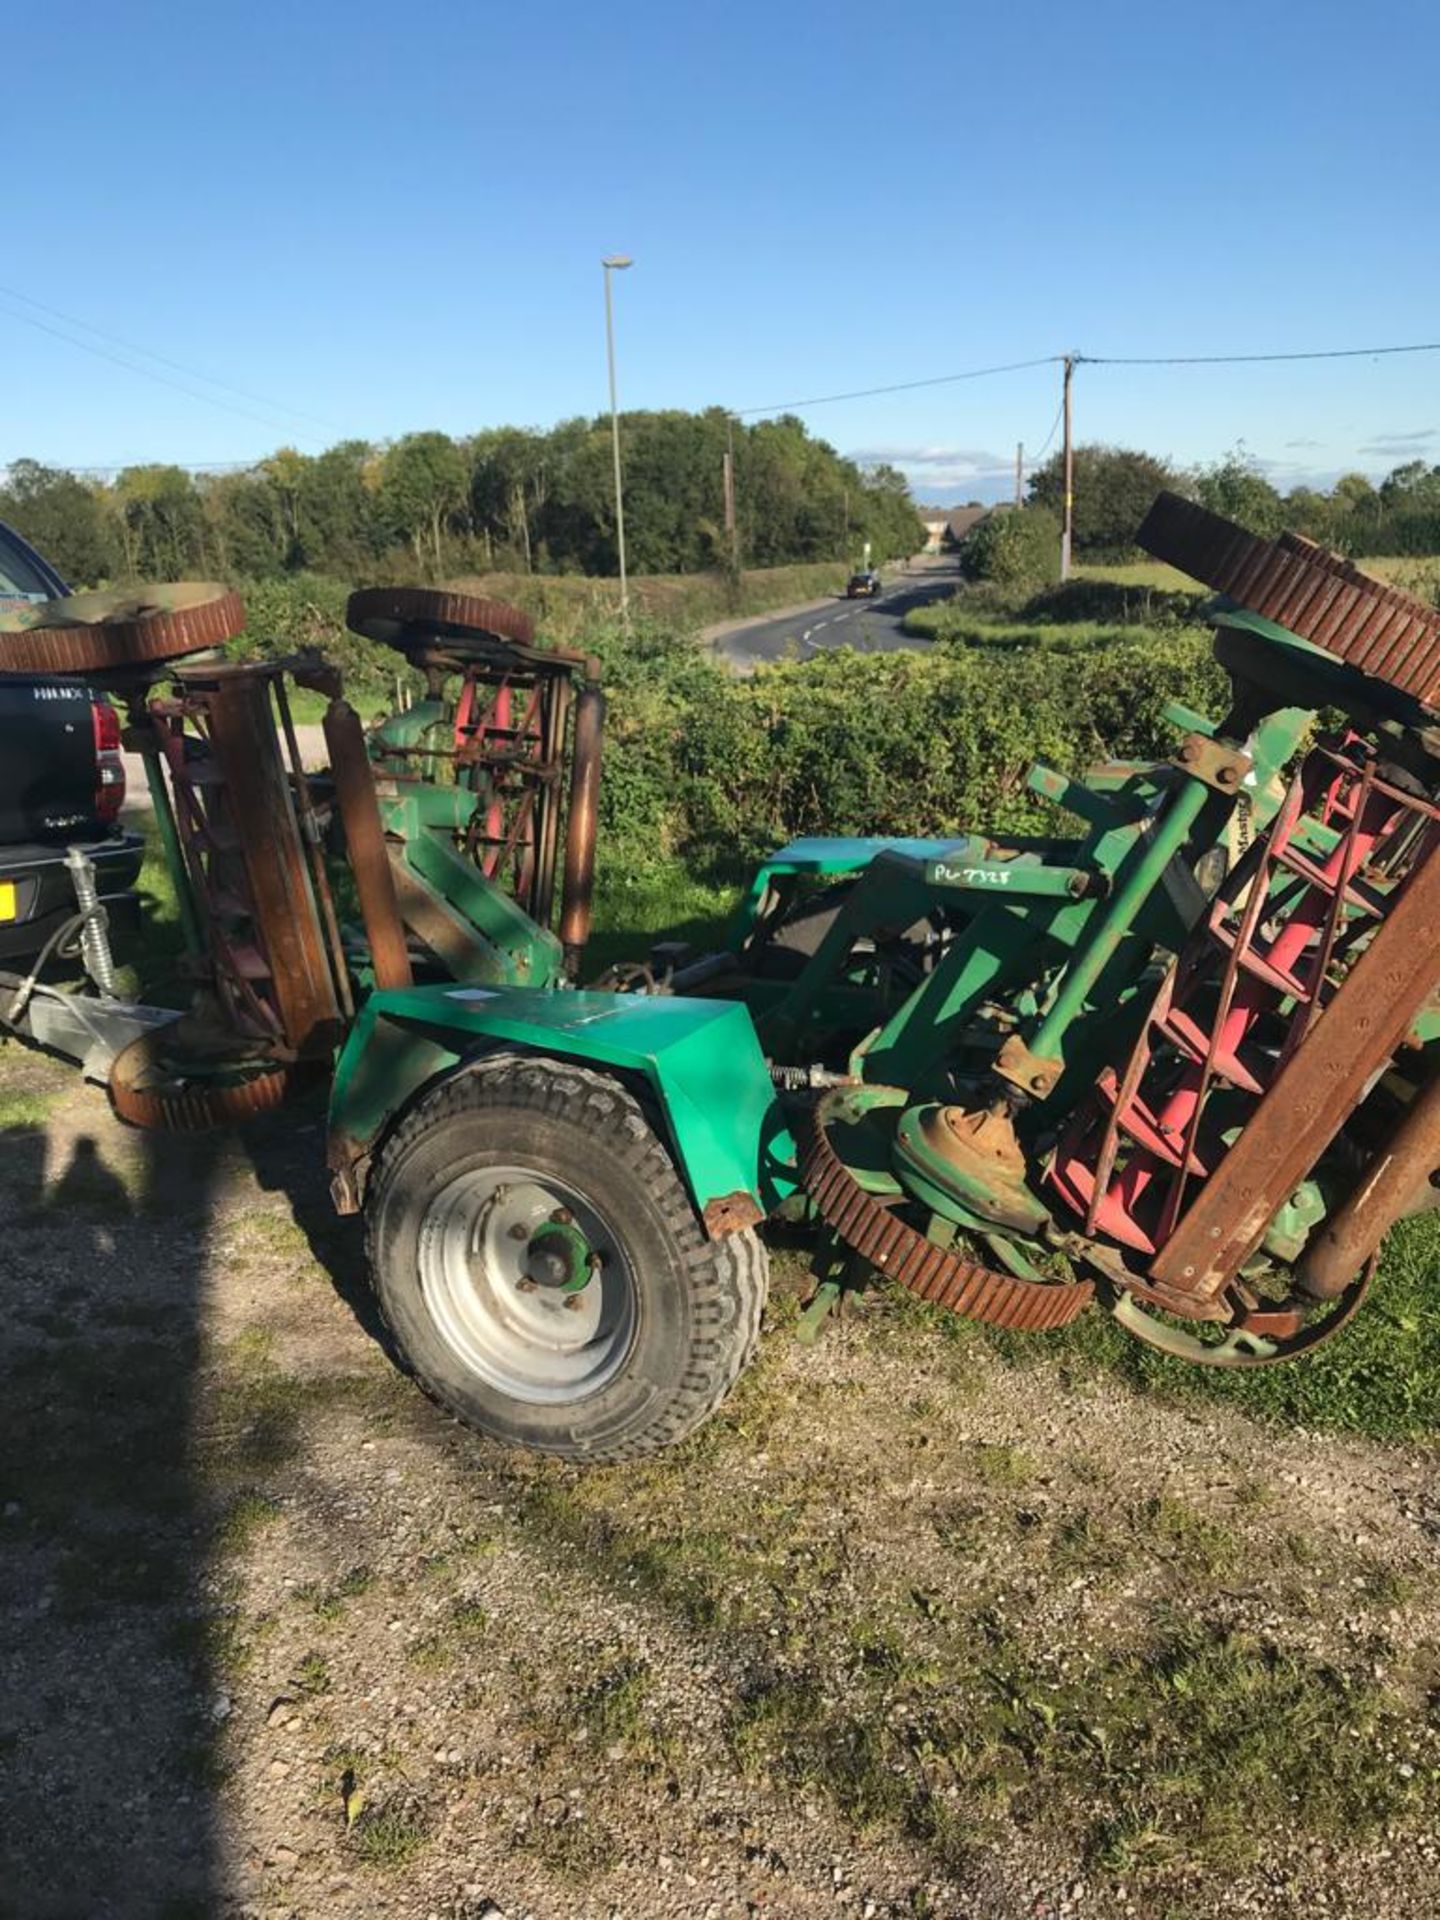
365 1054 769 1462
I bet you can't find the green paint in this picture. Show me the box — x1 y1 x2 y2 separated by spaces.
526 1217 595 1292
141 744 204 957
378 785 563 988
1027 768 1213 1067
330 984 793 1219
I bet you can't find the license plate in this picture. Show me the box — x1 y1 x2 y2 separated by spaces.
0 882 15 921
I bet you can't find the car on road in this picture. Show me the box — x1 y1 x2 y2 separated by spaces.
846 569 882 598
0 519 143 966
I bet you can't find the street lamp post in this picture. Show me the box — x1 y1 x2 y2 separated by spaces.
602 254 633 624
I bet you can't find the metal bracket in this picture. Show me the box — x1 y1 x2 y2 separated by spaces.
993 1033 1064 1099
21 989 182 1084
1171 732 1253 795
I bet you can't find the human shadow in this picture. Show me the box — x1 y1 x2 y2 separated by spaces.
0 1111 228 1920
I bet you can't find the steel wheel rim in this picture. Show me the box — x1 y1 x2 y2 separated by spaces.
417 1163 636 1403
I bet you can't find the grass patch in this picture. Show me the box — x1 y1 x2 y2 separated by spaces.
575 1655 657 1756
1034 1211 1440 1443
1133 1494 1239 1577
514 1802 619 1881
587 856 739 978
0 1085 62 1130
296 1564 375 1619
731 1610 1427 1886
215 1489 283 1551
351 1803 429 1869
294 1649 333 1696
1050 1508 1133 1578
407 1597 490 1671
971 1442 1034 1488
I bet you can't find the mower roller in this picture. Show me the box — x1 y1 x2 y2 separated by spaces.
9 502 1440 1461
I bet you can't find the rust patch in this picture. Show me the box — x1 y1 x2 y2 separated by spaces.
702 1191 765 1237
1172 731 1253 794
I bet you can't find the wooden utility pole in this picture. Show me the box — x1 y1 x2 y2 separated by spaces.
723 414 739 578
1060 354 1075 582
1014 441 1024 507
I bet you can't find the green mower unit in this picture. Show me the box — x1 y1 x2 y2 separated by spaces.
10 497 1440 1462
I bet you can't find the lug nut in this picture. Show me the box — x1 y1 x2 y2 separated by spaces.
550 1207 574 1226
508 1222 529 1241
563 1294 585 1312
516 1277 538 1293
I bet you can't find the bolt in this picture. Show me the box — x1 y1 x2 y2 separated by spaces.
563 1293 585 1312
492 1184 510 1203
550 1208 574 1226
508 1222 529 1242
1179 742 1198 764
516 1277 538 1293
1217 765 1238 786
1030 1074 1048 1093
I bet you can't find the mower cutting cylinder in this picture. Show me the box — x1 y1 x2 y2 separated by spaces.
322 694 413 993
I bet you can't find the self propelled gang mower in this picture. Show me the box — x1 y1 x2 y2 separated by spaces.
8 499 1440 1462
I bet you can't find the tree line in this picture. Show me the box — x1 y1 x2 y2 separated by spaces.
0 410 925 589
1025 445 1440 561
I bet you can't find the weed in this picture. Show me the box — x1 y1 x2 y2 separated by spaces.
0 1085 61 1130
215 1490 282 1551
576 1655 653 1749
294 1650 332 1696
1132 1494 1238 1576
407 1597 489 1671
1050 1508 1133 1578
351 1803 429 1868
516 1803 620 1881
297 1565 375 1619
1355 1554 1416 1609
971 1442 1033 1488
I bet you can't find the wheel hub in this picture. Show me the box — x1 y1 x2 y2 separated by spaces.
418 1166 634 1403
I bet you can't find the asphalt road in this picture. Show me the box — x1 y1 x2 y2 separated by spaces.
713 555 961 671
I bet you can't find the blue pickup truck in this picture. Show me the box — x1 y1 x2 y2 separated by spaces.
0 518 143 965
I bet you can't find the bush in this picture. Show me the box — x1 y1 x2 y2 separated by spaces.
597 627 1225 870
1020 578 1210 629
219 566 1230 902
957 508 1062 593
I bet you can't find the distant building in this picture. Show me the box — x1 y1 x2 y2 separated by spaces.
917 505 990 552
917 509 950 553
945 506 989 547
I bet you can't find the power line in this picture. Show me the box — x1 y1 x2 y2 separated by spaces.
0 294 332 441
61 459 264 480
0 282 341 433
1078 342 1440 367
735 354 1063 417
1027 392 1065 466
736 338 1440 421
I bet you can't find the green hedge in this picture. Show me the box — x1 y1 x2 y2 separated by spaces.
595 628 1226 868
221 569 1227 881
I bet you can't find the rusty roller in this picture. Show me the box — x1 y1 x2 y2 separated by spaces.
346 585 536 656
801 1104 1093 1332
0 583 246 677
1138 493 1440 708
108 1034 302 1132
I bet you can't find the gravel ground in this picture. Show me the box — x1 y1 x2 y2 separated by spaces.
3 1045 1439 1920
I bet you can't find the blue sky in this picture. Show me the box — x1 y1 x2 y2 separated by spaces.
7 0 1438 502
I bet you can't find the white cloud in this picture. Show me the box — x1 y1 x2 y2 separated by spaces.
1358 429 1438 456
849 444 1011 474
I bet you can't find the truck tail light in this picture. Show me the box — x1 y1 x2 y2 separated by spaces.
92 699 126 823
